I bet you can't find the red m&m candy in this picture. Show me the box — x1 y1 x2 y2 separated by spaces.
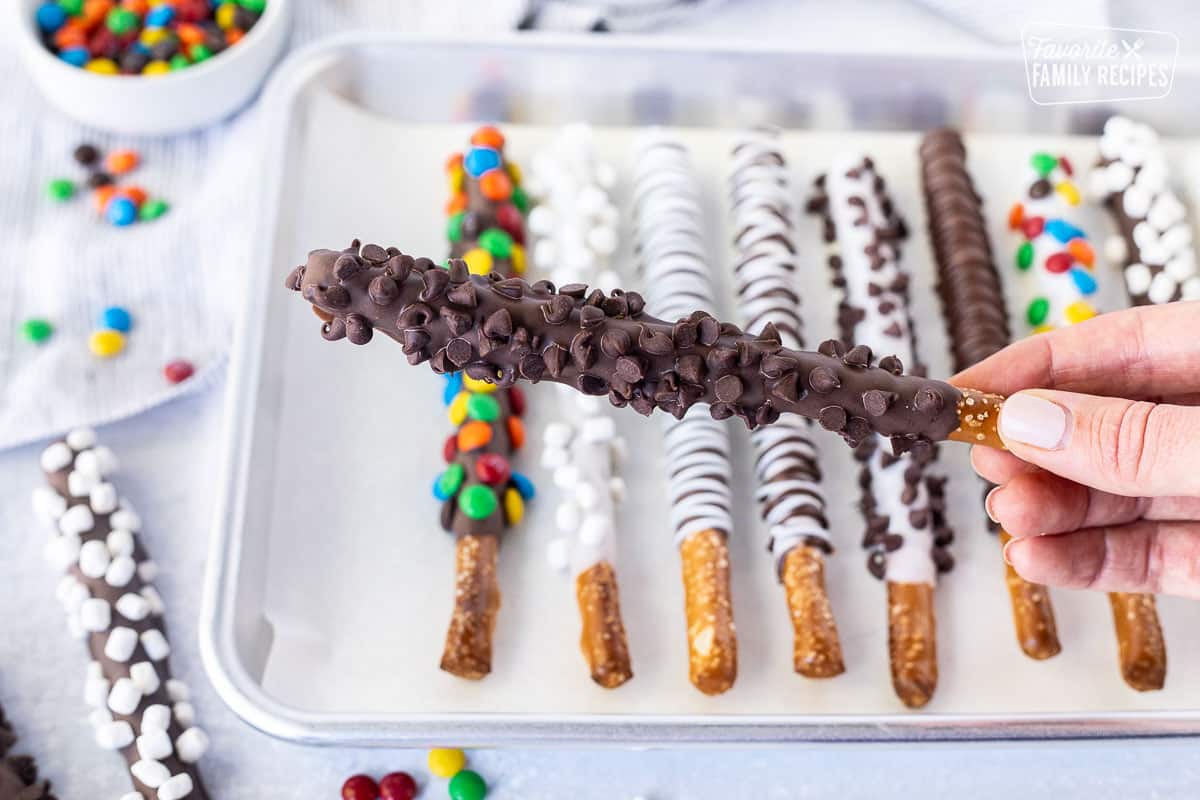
1045 252 1073 274
443 434 458 463
475 453 510 486
379 772 418 800
493 203 524 243
341 774 379 800
508 386 526 416
164 359 194 384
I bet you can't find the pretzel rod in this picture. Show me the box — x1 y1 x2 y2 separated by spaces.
728 127 842 678
0 703 53 799
919 128 1061 661
810 154 953 708
635 132 736 694
1090 115 1199 305
531 125 632 688
1012 145 1165 690
33 429 208 800
435 127 534 679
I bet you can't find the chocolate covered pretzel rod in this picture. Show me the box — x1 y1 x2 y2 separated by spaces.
919 128 1061 662
0 703 54 799
531 125 632 688
436 127 535 679
1011 150 1166 691
728 127 843 679
810 154 952 708
32 429 208 800
1090 116 1199 305
634 132 736 695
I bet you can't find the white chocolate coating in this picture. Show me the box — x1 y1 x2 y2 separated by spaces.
728 127 829 571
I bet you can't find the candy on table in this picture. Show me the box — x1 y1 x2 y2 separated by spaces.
47 177 76 201
435 127 533 681
36 0 265 74
529 124 633 689
341 774 379 800
1090 115 1200 305
51 142 169 226
728 126 843 679
34 428 210 799
428 747 467 778
448 770 487 800
809 153 953 709
634 130 737 696
164 359 195 384
919 127 1061 663
100 305 134 332
89 328 125 358
379 772 418 800
22 318 55 344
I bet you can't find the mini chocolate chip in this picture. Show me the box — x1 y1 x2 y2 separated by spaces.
345 314 372 345
493 278 524 299
756 403 780 426
817 338 845 357
361 243 388 264
321 318 346 341
630 395 655 416
387 254 413 282
368 275 399 306
878 354 904 375
758 321 781 344
768 372 799 402
602 294 628 317
401 329 429 354
397 302 433 328
760 353 797 378
601 329 631 358
934 548 955 573
736 340 761 368
580 305 605 329
882 533 904 552
808 366 841 393
709 403 735 421
818 405 847 431
862 389 897 416
676 354 705 384
845 416 873 442
334 253 364 281
609 390 629 408
520 353 545 381
585 288 606 307
719 322 743 337
446 258 469 283
715 374 744 402
578 374 609 395
626 292 646 316
531 279 556 294
706 347 737 374
913 387 945 414
324 285 351 309
697 316 720 346
672 321 698 350
285 265 306 291
909 508 930 529
446 338 473 366
638 326 674 355
447 281 478 307
559 283 588 299
679 383 705 407
615 355 646 382
386 246 401 257
543 295 574 324
465 362 497 381
543 344 567 377
483 308 513 339
420 268 449 301
867 551 886 580
843 344 872 367
440 307 472 336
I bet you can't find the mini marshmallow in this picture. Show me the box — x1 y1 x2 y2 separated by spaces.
110 508 141 532
107 528 135 557
175 727 209 763
56 575 89 612
107 677 142 715
74 445 118 477
172 701 195 728
1161 225 1193 256
58 504 94 537
105 556 137 588
1086 168 1110 201
87 660 103 680
121 794 143 800
142 704 172 731
130 759 170 789
141 629 170 661
1125 262 1153 295
104 626 139 662
78 539 112 579
587 225 618 256
1182 276 1200 300
31 487 67 525
40 442 73 472
1132 221 1159 251
137 727 174 761
166 678 190 702
527 205 556 236
554 464 579 490
1103 161 1135 193
142 586 165 616
67 469 98 498
555 501 580 533
540 446 568 470
545 538 570 572
577 184 607 215
90 482 118 514
66 614 86 640
579 515 611 546
116 592 150 621
595 161 617 189
44 532 81 571
1166 253 1197 282
1123 184 1151 218
1104 234 1128 265
543 421 573 447
575 481 598 510
533 239 558 270
65 427 96 450
95 720 134 750
79 597 111 632
130 661 162 695
88 707 112 729
580 416 615 443
84 676 110 708
157 773 195 800
1148 271 1178 304
138 560 160 582
1148 193 1185 230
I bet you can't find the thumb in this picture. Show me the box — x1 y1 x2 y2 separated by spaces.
997 390 1200 498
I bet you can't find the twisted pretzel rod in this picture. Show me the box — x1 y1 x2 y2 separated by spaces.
728 127 843 679
919 127 1061 661
434 126 534 679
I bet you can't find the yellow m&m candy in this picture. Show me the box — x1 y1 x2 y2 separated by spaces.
503 487 524 525
448 391 470 426
89 330 125 358
428 747 466 778
462 248 493 276
1065 300 1097 324
463 375 498 394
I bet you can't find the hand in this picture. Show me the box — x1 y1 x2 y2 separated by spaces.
953 301 1200 599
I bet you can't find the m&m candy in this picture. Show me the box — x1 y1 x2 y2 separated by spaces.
89 329 125 358
99 306 133 332
164 359 195 384
458 485 498 520
378 772 417 800
463 147 501 178
341 774 379 800
106 196 138 226
47 178 75 202
428 748 466 779
22 318 54 344
448 769 487 800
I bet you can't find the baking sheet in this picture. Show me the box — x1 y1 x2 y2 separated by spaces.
235 82 1200 725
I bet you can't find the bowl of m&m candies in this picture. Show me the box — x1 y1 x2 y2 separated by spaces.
16 0 291 134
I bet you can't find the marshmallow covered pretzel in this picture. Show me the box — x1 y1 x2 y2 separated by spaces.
33 429 208 800
531 124 633 689
810 155 954 708
727 127 843 679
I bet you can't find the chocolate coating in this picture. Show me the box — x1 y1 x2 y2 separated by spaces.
0 705 54 799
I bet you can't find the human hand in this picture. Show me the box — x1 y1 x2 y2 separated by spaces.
953 301 1200 599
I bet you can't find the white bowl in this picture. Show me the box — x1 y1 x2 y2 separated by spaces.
14 0 291 135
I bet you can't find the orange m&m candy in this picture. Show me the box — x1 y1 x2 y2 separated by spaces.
1067 238 1094 267
506 416 525 449
93 185 117 213
479 170 512 202
118 186 147 206
458 421 493 452
445 152 464 172
105 149 139 175
1007 202 1024 230
470 126 505 150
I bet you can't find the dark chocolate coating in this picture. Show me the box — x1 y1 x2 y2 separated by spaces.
286 245 965 451
0 704 54 800
44 450 208 800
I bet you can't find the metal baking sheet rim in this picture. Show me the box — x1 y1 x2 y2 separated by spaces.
199 31 1200 747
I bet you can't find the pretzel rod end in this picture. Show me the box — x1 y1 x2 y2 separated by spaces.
887 581 938 709
576 560 634 689
680 529 737 696
440 534 501 680
782 545 845 678
948 388 1006 450
998 530 1061 660
1109 592 1166 691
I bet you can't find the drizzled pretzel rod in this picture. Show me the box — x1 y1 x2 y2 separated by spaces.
1011 146 1165 691
635 132 736 695
0 703 53 799
810 154 952 708
33 429 208 800
436 127 535 679
530 125 632 688
728 127 843 678
919 128 1061 661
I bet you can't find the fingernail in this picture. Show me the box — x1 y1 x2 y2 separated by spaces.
984 486 1003 523
999 392 1070 450
1002 538 1016 566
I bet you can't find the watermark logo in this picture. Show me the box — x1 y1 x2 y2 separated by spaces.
1022 22 1178 105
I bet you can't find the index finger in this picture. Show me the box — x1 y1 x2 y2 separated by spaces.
951 301 1200 399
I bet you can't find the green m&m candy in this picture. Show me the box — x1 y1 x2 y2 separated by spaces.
448 769 487 800
509 184 528 213
47 178 75 202
1016 241 1034 271
170 53 190 70
59 0 84 16
458 485 498 520
466 393 500 422
105 7 138 34
1026 297 1050 327
437 463 464 498
140 198 169 221
478 228 513 260
1030 152 1057 178
22 318 54 344
447 211 465 243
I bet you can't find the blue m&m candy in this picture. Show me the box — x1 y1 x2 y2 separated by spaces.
443 371 463 405
36 2 67 32
106 197 138 227
60 47 89 67
463 147 501 179
1044 218 1085 244
145 5 175 27
1070 267 1098 295
510 472 535 500
99 306 133 333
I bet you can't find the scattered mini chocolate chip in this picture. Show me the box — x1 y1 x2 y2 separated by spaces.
818 405 847 431
345 314 373 345
368 275 399 306
862 389 896 416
